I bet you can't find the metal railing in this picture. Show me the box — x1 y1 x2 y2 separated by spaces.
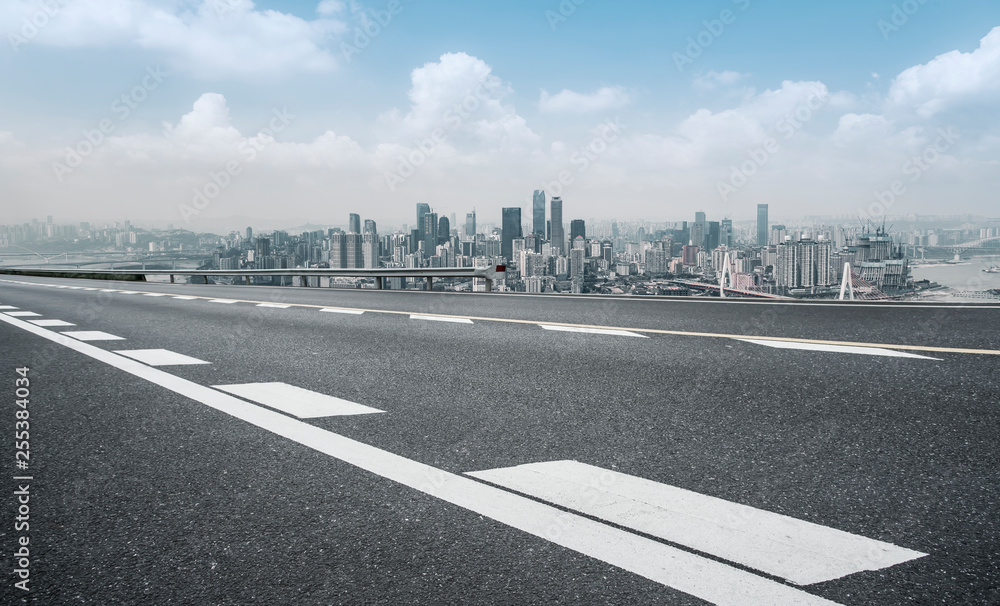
0 265 508 292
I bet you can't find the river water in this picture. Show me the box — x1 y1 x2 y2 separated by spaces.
910 255 1000 292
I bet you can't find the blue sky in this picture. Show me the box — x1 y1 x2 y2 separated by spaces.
2 0 999 230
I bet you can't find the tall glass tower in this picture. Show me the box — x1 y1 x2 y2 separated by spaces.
757 204 769 246
550 197 564 255
532 190 546 236
501 207 522 262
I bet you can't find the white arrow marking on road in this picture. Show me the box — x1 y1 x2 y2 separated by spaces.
738 339 941 360
214 382 384 418
540 324 648 338
467 460 926 586
0 311 848 606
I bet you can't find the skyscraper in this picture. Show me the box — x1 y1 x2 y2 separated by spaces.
570 219 586 243
329 232 346 268
349 213 361 234
501 207 522 262
362 232 378 269
345 233 363 268
416 203 430 239
363 219 377 234
757 204 769 246
465 210 476 237
721 219 733 248
438 216 450 245
550 197 564 255
532 190 546 236
423 212 438 259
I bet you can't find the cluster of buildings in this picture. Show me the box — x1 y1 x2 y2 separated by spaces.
4 209 997 297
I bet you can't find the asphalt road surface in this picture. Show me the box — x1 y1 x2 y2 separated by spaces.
1 275 998 605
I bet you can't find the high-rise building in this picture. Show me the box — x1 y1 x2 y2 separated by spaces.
465 210 476 237
720 219 733 248
550 197 564 255
757 204 769 246
707 221 721 250
349 213 361 234
416 203 430 239
329 232 346 268
570 247 585 278
345 233 363 269
532 190 546 236
423 212 438 260
438 216 450 245
775 237 834 291
362 232 379 269
364 219 377 234
570 219 586 244
501 207 522 262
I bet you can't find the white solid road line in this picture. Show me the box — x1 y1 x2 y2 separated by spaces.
410 314 474 324
256 303 291 309
320 308 365 315
5 311 41 317
467 460 926 586
0 311 846 606
61 331 126 341
738 339 941 360
114 349 211 366
214 382 384 418
540 324 648 338
28 319 75 327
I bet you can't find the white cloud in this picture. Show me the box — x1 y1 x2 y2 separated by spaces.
692 70 748 90
377 52 539 152
538 87 632 114
316 0 345 16
1 0 346 79
887 26 1000 118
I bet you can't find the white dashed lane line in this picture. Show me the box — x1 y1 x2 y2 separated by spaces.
540 324 648 338
61 331 126 341
28 319 75 327
4 311 41 317
113 349 211 366
208 299 238 304
467 460 925 586
320 308 365 315
257 303 291 309
738 339 941 360
410 314 474 324
214 382 384 418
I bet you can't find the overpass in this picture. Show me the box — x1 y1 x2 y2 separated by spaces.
2 273 999 605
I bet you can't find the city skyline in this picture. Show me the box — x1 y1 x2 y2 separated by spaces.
2 2 1000 226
